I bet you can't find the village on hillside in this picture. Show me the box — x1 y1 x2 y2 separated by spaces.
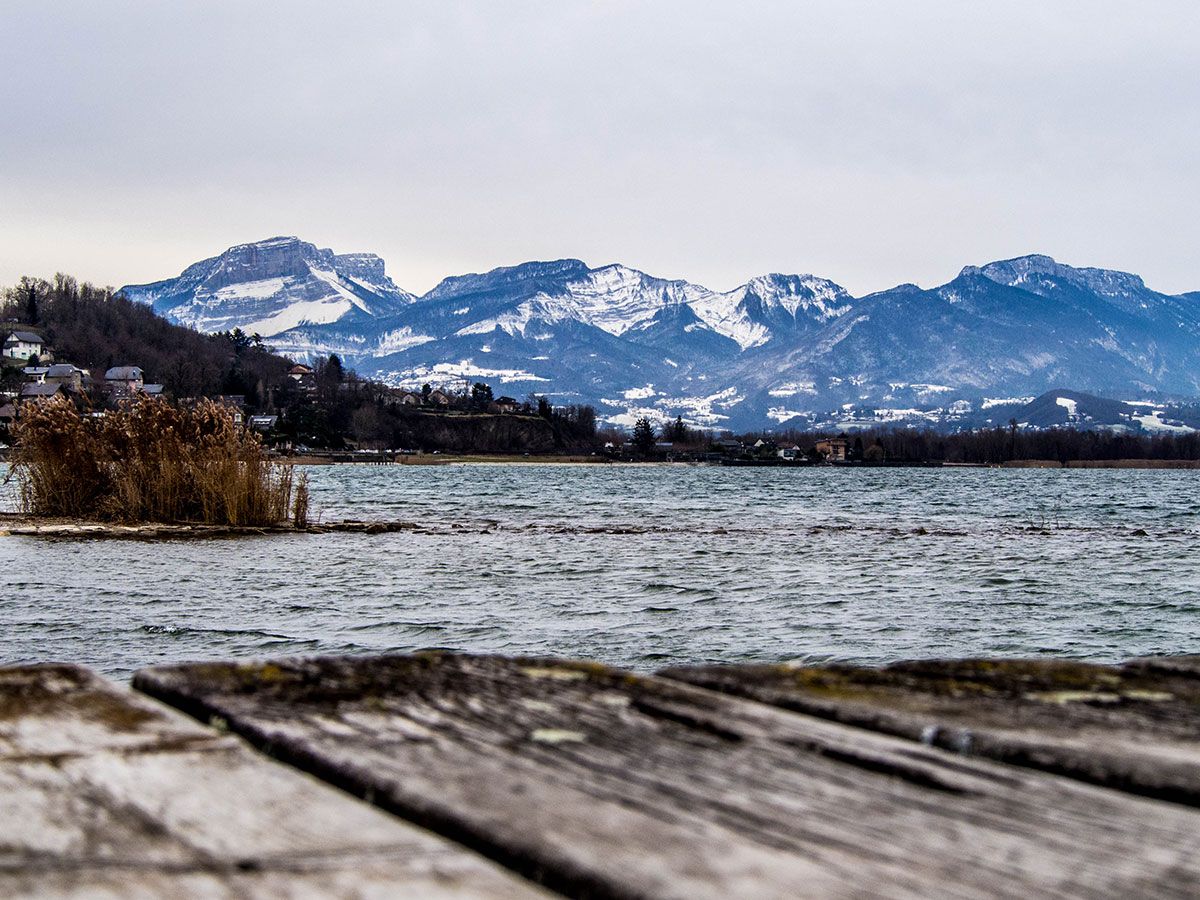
3 326 158 417
0 324 256 430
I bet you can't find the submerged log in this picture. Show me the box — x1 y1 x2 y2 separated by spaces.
661 657 1200 805
135 652 1200 899
0 664 545 898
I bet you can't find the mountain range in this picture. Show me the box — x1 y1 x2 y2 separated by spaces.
119 237 1200 432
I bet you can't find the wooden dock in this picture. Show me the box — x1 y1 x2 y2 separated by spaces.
5 653 1200 897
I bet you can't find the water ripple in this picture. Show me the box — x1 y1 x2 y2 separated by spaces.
2 465 1199 677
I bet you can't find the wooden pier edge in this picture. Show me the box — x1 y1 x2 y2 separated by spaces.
658 655 1200 806
132 652 1200 899
0 663 548 898
7 652 1200 898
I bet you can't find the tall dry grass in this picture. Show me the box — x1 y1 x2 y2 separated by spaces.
10 396 297 526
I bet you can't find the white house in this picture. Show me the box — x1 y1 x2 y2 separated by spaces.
4 331 44 361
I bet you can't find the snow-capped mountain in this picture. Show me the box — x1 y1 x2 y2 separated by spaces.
689 274 854 350
120 241 1200 432
725 257 1200 429
119 236 416 338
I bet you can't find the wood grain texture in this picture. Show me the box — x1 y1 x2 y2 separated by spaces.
0 664 546 899
136 652 1200 899
662 657 1200 805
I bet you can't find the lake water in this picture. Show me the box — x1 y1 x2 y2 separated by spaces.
3 464 1199 678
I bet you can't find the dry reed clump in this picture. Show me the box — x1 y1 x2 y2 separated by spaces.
10 396 296 526
292 471 310 528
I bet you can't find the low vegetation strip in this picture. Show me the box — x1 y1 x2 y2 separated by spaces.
9 396 300 526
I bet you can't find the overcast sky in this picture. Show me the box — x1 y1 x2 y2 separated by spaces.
3 1 1198 297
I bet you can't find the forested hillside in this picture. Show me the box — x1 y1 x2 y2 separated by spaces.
3 274 289 405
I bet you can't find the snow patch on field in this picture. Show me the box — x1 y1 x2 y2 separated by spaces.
379 361 550 388
623 385 657 400
1056 397 1078 417
664 388 743 426
768 381 818 397
872 408 942 422
602 387 743 428
983 396 1035 409
1131 410 1193 433
767 407 808 423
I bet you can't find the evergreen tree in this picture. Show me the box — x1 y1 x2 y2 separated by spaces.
228 327 252 352
661 415 685 442
23 278 38 324
632 417 656 454
471 381 493 409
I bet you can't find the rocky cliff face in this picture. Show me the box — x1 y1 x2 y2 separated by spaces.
119 236 415 337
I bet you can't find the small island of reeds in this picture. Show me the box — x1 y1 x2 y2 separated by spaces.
9 396 306 527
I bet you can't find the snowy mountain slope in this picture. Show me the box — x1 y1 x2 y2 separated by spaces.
119 236 416 337
689 273 855 350
450 263 709 338
721 263 1200 427
119 241 1200 431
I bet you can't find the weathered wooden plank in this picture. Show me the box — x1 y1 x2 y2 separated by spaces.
0 664 547 898
136 652 1200 899
661 657 1200 805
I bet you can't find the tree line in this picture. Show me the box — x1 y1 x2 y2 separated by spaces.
733 424 1200 463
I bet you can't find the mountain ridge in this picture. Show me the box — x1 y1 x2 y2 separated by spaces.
119 239 1200 431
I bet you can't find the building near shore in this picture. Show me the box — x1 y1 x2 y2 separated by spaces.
814 437 849 461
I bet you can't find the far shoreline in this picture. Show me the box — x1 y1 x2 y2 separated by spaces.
285 453 1200 470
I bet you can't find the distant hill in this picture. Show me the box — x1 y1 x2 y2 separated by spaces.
966 389 1199 434
121 241 1200 431
1016 390 1136 429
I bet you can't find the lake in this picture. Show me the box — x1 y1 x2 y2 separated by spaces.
3 464 1198 677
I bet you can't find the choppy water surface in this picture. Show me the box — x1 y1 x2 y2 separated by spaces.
3 465 1199 677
